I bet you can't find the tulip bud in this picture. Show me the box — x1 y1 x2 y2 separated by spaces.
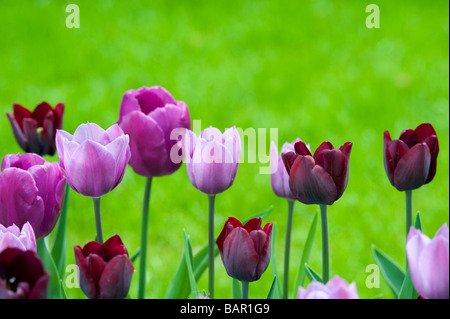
216 217 272 282
0 222 36 253
297 275 359 299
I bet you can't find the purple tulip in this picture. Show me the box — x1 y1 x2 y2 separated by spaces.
55 122 130 198
406 224 449 299
0 153 66 239
297 275 359 299
118 86 191 177
281 140 352 205
216 217 273 282
74 234 135 299
0 222 36 253
183 126 241 195
6 102 64 156
383 123 439 191
0 248 49 299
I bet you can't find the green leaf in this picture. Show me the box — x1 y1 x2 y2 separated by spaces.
231 278 242 299
267 276 278 299
372 245 405 298
37 238 66 299
292 212 318 298
305 263 322 283
270 223 283 298
414 211 422 231
130 248 140 263
183 230 198 298
398 267 418 299
242 205 273 224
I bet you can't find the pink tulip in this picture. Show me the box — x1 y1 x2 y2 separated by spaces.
0 222 36 253
297 275 359 299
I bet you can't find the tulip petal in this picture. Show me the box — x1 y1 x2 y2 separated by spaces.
294 140 312 156
422 135 439 184
72 123 109 145
383 131 409 187
22 118 41 154
6 113 28 151
393 143 430 191
104 135 130 188
313 141 334 159
216 217 243 255
281 151 298 175
1 153 46 171
406 230 430 297
135 86 176 115
98 254 134 299
74 246 97 299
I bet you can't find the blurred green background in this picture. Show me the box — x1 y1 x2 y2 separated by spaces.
0 0 448 299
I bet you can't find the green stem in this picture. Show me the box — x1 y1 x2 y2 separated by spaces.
319 204 329 283
138 177 152 299
208 194 216 299
242 281 249 299
283 200 294 299
405 190 413 239
93 197 103 244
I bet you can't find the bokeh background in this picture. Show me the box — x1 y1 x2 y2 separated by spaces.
0 0 448 299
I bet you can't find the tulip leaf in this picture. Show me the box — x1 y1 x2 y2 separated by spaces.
130 248 140 263
51 182 70 276
267 275 278 299
183 229 199 299
305 263 322 283
414 211 422 231
398 267 418 299
270 223 283 298
242 205 273 224
371 245 405 298
231 278 242 299
37 238 67 299
292 211 318 298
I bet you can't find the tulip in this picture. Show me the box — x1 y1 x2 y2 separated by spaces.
406 224 449 299
216 217 273 296
118 86 191 178
0 248 49 299
74 234 135 299
0 222 36 253
297 275 359 299
6 102 64 156
0 153 66 239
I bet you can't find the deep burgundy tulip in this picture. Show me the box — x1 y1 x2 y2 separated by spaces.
6 102 64 156
0 153 66 239
118 86 191 177
216 217 273 282
74 234 134 299
0 248 49 299
281 140 352 205
383 123 439 191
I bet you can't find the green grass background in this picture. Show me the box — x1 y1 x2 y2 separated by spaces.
0 0 448 299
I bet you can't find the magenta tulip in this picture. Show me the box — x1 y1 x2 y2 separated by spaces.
383 123 439 191
0 248 49 299
0 153 65 239
297 275 359 299
55 122 130 198
118 86 191 177
216 217 273 282
406 224 449 299
74 234 135 299
281 140 352 205
0 222 36 253
6 102 64 156
183 126 241 195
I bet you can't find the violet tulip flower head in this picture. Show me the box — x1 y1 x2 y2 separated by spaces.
297 275 359 299
281 140 352 205
118 86 191 178
55 122 130 198
6 102 64 156
270 138 307 200
74 234 135 299
0 248 49 299
383 123 439 191
406 224 449 299
0 222 36 253
216 217 273 282
0 153 65 239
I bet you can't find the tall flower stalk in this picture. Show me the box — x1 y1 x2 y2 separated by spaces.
138 177 152 299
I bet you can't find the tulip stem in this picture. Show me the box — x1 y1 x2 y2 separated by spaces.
138 177 152 299
208 194 216 299
319 204 329 283
283 199 295 299
405 190 413 239
242 281 249 299
93 197 103 244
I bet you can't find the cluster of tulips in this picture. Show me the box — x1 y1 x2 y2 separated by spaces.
0 86 448 299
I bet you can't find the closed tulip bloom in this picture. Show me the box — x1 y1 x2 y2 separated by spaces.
55 122 130 198
74 234 135 299
216 217 273 282
6 102 64 156
406 224 449 299
383 123 439 191
281 140 352 205
297 275 359 299
183 126 241 195
118 86 191 177
0 153 66 239
0 248 49 299
0 222 36 253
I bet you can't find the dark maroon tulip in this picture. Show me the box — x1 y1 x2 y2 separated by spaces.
216 217 273 283
383 123 439 191
74 234 134 299
282 140 352 205
0 248 49 299
6 102 64 156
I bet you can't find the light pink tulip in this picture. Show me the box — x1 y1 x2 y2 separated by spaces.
297 275 359 299
0 222 36 253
